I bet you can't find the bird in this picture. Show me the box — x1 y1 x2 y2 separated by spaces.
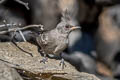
36 9 80 69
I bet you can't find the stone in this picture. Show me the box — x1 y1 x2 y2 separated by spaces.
0 42 101 80
0 60 23 80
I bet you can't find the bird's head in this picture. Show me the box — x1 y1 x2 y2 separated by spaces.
56 9 80 34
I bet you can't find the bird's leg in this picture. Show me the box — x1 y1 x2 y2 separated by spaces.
59 58 66 70
53 46 67 69
40 53 48 64
59 52 66 69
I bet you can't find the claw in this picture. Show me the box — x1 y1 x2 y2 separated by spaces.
40 54 48 64
59 58 66 69
40 57 48 64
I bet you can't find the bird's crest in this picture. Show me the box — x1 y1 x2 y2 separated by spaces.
61 9 71 22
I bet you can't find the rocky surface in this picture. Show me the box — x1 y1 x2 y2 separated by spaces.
0 42 101 80
0 60 23 80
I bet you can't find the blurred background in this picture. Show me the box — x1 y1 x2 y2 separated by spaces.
0 0 120 79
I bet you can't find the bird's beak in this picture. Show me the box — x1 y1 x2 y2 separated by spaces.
70 26 81 30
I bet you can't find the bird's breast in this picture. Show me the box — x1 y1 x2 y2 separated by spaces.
37 33 57 54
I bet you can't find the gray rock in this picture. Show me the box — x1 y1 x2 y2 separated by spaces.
52 72 100 80
0 42 100 80
0 60 23 80
62 51 97 74
67 29 96 73
95 5 120 69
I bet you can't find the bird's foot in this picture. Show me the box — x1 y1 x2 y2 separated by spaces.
59 58 66 70
40 57 48 64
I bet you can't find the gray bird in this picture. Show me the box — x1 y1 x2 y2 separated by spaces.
36 10 80 69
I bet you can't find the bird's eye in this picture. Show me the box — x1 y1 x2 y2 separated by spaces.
65 25 70 28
